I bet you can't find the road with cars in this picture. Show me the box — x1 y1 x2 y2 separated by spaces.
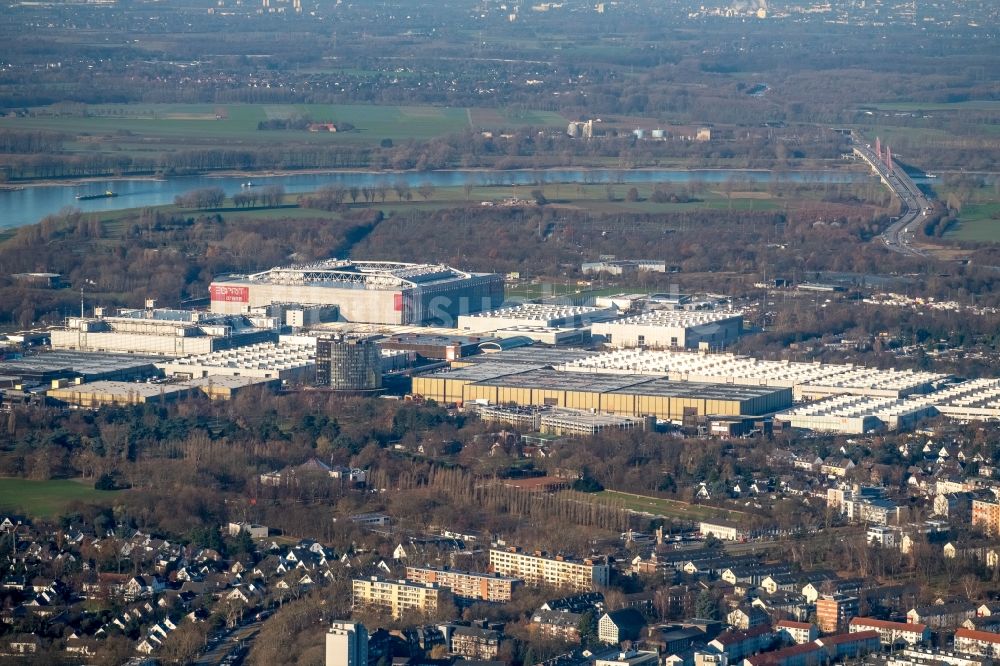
194 616 265 666
852 136 934 257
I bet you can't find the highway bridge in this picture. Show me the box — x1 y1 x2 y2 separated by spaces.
852 133 933 257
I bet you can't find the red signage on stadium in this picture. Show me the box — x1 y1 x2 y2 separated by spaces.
210 285 249 303
394 293 403 312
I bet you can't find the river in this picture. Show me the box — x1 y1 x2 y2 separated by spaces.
0 167 869 230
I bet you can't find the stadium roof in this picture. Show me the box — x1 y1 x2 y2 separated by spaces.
231 259 478 289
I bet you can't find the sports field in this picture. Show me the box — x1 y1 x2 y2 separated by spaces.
589 489 748 523
0 103 566 146
0 478 119 518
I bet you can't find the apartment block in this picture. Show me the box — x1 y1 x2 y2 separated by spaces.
776 620 818 645
849 617 929 646
449 625 502 660
972 499 1000 537
326 621 368 666
815 594 859 634
489 547 610 592
954 628 1000 657
405 565 521 602
352 576 444 619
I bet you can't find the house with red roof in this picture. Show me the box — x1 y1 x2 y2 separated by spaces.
954 628 1000 657
816 630 880 660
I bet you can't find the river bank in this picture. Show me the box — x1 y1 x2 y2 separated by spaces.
0 159 865 189
0 165 874 230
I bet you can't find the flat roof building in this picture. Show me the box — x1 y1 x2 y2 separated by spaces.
411 362 548 404
489 547 609 592
777 395 937 434
50 308 278 358
491 326 591 347
379 333 497 361
415 365 791 420
48 380 196 407
592 310 743 350
48 377 278 406
582 260 667 276
316 334 382 391
351 576 444 619
457 303 617 332
475 404 648 435
450 347 599 368
0 351 161 387
561 349 947 400
926 379 1000 421
326 621 368 666
157 339 316 383
404 566 522 603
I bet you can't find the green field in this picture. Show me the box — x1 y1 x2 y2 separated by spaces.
0 103 566 146
0 478 120 518
946 203 1000 243
589 489 748 523
77 180 798 235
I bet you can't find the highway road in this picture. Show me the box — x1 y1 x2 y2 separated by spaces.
852 136 933 257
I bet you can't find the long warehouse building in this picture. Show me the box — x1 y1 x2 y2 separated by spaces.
412 364 791 421
210 259 503 326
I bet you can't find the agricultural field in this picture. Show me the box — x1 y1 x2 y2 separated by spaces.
946 203 1000 243
0 103 565 147
0 478 119 518
66 179 860 238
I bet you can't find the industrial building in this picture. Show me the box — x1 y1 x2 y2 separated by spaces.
601 377 790 423
561 349 948 401
456 303 617 333
47 377 278 407
48 380 196 407
540 409 650 436
407 346 999 434
412 363 548 405
182 376 282 400
379 333 498 361
50 308 278 358
209 259 503 326
156 339 316 383
771 377 1000 433
413 364 791 421
476 404 650 436
591 311 744 350
254 303 339 328
0 351 161 387
925 379 1000 421
450 347 599 368
776 395 937 434
315 334 382 390
581 259 667 276
492 326 591 346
